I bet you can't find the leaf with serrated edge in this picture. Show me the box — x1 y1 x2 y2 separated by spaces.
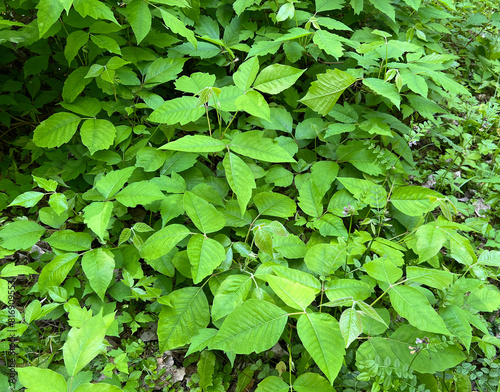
158 287 210 351
299 69 356 115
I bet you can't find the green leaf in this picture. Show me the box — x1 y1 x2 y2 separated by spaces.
187 234 226 284
313 30 344 58
294 373 334 392
267 275 317 310
478 250 500 267
73 384 123 392
276 2 295 21
414 222 448 262
48 193 68 215
127 0 151 44
224 152 256 216
90 35 121 55
73 0 120 24
136 147 168 172
368 0 395 22
115 181 165 207
160 135 226 152
254 228 273 255
304 243 346 276
33 112 81 148
253 64 305 94
175 72 216 94
233 57 260 91
391 186 442 216
298 179 323 218
36 0 64 37
160 8 197 48
297 312 345 384
364 258 402 284
212 274 253 321
211 299 288 354
233 0 258 15
158 287 210 351
254 192 296 218
255 376 289 392
248 40 282 58
95 167 136 199
299 69 356 115
184 191 226 234
357 325 465 375
0 264 37 277
337 177 387 208
64 30 90 65
312 214 348 238
39 207 68 229
230 131 295 163
406 266 454 290
440 305 472 350
339 308 363 348
33 176 58 192
401 70 428 97
148 96 205 125
198 351 216 391
46 230 92 251
389 285 451 335
336 141 385 176
315 0 344 12
186 329 218 357
0 220 46 250
144 57 187 86
235 90 271 121
18 367 67 392
80 119 116 155
141 224 190 260
357 300 389 327
63 67 93 103
325 279 372 301
467 286 500 312
38 253 79 292
274 234 307 259
8 191 45 208
81 248 114 300
363 78 401 108
63 313 109 377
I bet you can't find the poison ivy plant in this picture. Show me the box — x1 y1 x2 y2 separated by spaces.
1 0 500 391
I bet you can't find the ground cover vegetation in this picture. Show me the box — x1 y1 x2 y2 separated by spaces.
0 0 500 391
